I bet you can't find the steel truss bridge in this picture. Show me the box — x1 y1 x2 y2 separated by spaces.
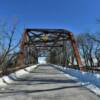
17 28 84 71
0 29 99 100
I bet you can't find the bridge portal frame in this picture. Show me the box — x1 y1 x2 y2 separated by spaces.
18 28 84 71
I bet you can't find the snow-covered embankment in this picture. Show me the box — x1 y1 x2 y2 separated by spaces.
0 64 39 87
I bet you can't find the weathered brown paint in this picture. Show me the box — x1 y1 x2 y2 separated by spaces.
18 30 29 65
18 29 84 71
67 32 84 71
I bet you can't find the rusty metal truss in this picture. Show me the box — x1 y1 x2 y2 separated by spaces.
18 28 84 70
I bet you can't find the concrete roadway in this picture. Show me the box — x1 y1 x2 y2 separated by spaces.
0 64 99 100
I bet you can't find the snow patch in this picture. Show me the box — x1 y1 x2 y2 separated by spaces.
53 65 100 96
0 64 39 87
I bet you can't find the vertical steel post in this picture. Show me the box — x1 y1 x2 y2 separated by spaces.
62 40 66 67
18 30 29 65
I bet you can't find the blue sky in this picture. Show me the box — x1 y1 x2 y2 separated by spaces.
0 0 100 38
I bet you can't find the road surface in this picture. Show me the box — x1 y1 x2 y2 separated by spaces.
0 64 99 100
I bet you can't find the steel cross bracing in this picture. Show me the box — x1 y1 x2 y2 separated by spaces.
18 28 84 71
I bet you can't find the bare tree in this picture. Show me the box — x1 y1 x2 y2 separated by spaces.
87 33 100 67
95 45 100 67
76 33 95 69
0 20 20 75
87 33 100 43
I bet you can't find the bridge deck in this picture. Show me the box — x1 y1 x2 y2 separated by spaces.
0 64 99 100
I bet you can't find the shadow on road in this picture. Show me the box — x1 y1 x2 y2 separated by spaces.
0 85 83 95
3 74 78 85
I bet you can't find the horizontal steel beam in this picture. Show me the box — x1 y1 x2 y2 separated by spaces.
26 28 70 33
36 45 63 47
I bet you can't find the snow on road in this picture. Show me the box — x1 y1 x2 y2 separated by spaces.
0 64 99 100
